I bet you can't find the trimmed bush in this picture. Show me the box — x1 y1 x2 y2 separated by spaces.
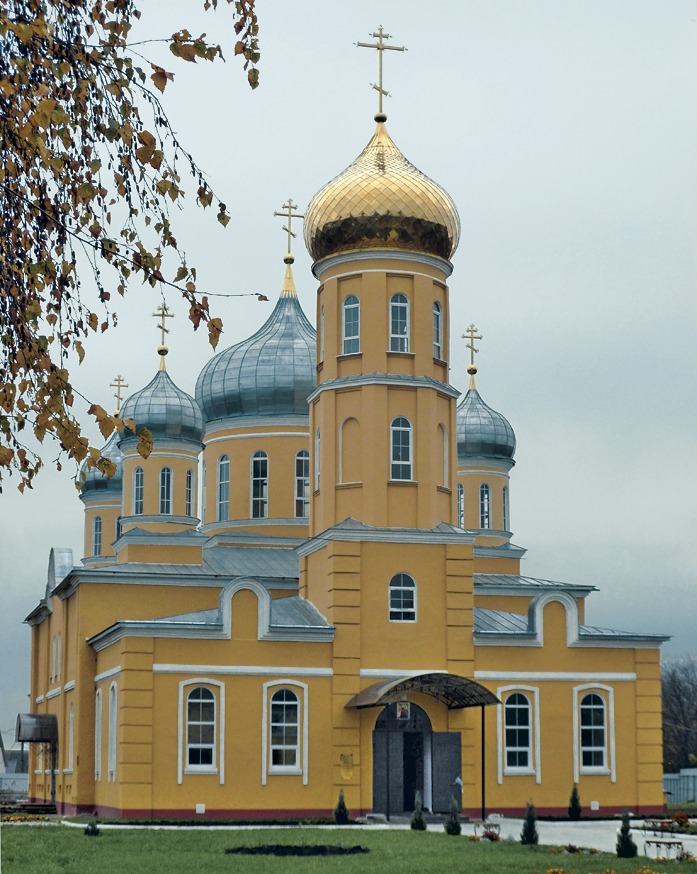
616 809 637 858
84 821 101 837
568 783 582 820
410 791 427 830
333 787 349 825
443 796 461 836
520 802 538 845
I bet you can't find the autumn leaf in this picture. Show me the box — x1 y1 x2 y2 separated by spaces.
137 428 153 459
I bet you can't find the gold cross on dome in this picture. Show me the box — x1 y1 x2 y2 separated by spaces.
462 324 483 371
273 199 305 257
153 303 173 346
356 25 406 116
110 374 128 414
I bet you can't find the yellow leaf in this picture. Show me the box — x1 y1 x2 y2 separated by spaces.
137 428 153 459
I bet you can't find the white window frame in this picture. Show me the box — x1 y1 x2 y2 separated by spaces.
269 688 300 772
66 702 74 773
185 468 194 517
251 450 269 518
295 450 310 518
457 483 464 528
319 304 325 363
92 515 102 557
56 633 61 682
262 680 308 785
133 466 144 515
185 686 217 771
177 678 225 784
503 485 509 531
94 689 102 781
497 686 540 783
314 428 321 490
389 573 417 622
573 685 615 781
217 454 230 522
433 301 443 359
389 293 410 352
107 681 117 782
342 295 360 354
479 482 491 529
201 460 206 525
390 417 413 481
159 466 172 515
439 424 448 486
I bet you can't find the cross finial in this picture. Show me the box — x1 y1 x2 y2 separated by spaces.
356 25 407 119
273 199 305 264
462 324 483 388
110 374 128 416
153 303 174 370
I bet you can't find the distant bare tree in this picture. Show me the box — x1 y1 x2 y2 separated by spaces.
662 657 697 773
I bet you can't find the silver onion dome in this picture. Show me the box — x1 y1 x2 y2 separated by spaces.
80 432 124 495
119 370 204 443
456 388 516 461
195 291 316 424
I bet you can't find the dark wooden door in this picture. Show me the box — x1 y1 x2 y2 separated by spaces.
431 732 462 813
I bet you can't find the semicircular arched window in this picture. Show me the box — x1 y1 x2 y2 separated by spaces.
504 692 531 769
217 455 230 522
270 688 299 769
251 451 268 518
390 293 410 352
390 417 413 481
342 295 360 355
389 573 417 622
159 467 172 515
186 686 216 768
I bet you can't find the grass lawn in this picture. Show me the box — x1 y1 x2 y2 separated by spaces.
1 826 695 874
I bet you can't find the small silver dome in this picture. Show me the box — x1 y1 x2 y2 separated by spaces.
119 369 204 443
457 388 516 461
196 294 316 424
80 432 123 495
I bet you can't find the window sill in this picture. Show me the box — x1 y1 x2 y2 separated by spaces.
389 618 417 624
433 357 447 366
63 769 74 775
337 352 362 360
503 767 535 777
337 481 362 490
184 766 218 776
386 350 414 357
268 767 303 776
580 766 610 776
388 479 417 486
437 485 451 494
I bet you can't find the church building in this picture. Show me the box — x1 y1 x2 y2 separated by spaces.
24 33 667 819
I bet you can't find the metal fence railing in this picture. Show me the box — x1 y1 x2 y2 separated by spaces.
664 769 697 804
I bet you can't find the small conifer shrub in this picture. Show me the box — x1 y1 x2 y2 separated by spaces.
84 820 101 837
444 795 461 835
568 784 582 820
520 802 539 845
333 787 349 824
616 809 638 858
410 791 427 830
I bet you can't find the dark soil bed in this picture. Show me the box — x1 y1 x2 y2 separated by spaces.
225 844 369 857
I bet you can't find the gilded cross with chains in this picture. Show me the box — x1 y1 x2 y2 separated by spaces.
110 374 128 414
153 303 173 346
273 199 305 257
462 324 483 373
356 26 406 116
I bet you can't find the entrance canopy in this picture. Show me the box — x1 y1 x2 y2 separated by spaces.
345 672 499 711
16 713 58 743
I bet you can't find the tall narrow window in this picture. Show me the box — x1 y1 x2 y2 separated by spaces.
67 703 74 771
295 450 310 518
479 483 491 529
92 515 102 556
56 634 61 682
186 686 216 768
133 466 144 515
201 461 206 525
389 293 410 352
159 467 172 515
217 455 230 522
505 693 531 769
457 483 465 528
503 486 510 531
270 689 299 769
433 301 443 359
342 295 360 354
94 689 102 781
389 573 417 622
580 693 606 769
107 683 117 781
319 305 325 363
251 451 268 518
185 469 194 517
439 424 449 486
390 417 412 481
314 428 321 490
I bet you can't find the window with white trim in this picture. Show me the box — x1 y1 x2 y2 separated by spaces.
580 692 606 769
56 634 61 682
217 454 230 521
439 424 448 486
390 417 413 481
433 301 443 359
479 483 491 529
504 693 531 769
503 486 509 531
51 635 57 682
92 515 102 556
133 466 144 515
159 467 172 515
251 451 268 518
201 461 206 525
186 686 216 768
107 682 117 781
389 573 416 622
94 689 102 780
67 703 74 771
342 295 360 354
295 450 309 518
314 428 320 490
269 688 299 770
389 293 410 352
185 469 194 517
319 304 325 362
457 483 464 528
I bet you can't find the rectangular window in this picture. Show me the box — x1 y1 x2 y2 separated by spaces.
251 452 268 518
133 467 144 515
93 516 102 557
159 468 172 515
295 452 310 518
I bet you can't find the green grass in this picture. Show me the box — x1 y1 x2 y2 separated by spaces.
1 826 695 874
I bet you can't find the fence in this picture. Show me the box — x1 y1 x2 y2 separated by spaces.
664 769 697 804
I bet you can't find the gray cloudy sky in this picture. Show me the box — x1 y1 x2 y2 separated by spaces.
1 1 696 746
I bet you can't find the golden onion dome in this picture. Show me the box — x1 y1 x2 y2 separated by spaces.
304 118 460 263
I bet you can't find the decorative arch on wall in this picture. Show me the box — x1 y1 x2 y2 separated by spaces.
528 591 580 647
339 417 361 484
219 578 272 641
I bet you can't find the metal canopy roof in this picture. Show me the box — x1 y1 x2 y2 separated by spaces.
16 713 58 743
345 672 499 711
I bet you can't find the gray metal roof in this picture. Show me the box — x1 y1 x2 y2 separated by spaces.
79 432 124 496
203 546 299 579
474 607 529 634
457 387 516 461
195 292 316 424
119 369 204 443
474 573 596 593
145 594 330 630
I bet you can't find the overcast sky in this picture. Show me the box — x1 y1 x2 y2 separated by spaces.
1 1 695 747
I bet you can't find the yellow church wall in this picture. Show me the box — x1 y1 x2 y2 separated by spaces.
116 542 203 565
121 443 200 524
81 501 120 561
473 555 522 574
458 468 510 532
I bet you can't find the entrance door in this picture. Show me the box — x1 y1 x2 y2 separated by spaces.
372 703 431 816
431 732 462 813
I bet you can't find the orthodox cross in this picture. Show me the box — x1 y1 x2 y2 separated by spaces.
462 324 483 374
273 199 305 258
110 374 128 414
153 302 174 368
356 26 406 116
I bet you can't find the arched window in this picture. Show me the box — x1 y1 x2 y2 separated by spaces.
504 693 531 769
217 455 230 522
270 688 299 769
439 424 448 486
433 301 443 359
92 515 102 556
68 702 74 771
186 686 216 768
479 483 491 529
390 417 412 481
295 451 310 518
107 682 117 781
580 693 606 769
159 467 172 515
56 633 61 682
319 304 325 363
94 689 102 781
342 295 360 354
133 466 144 515
251 451 268 518
503 486 510 531
389 293 410 352
457 483 465 528
314 428 321 490
201 461 207 525
389 573 417 622
185 469 194 517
